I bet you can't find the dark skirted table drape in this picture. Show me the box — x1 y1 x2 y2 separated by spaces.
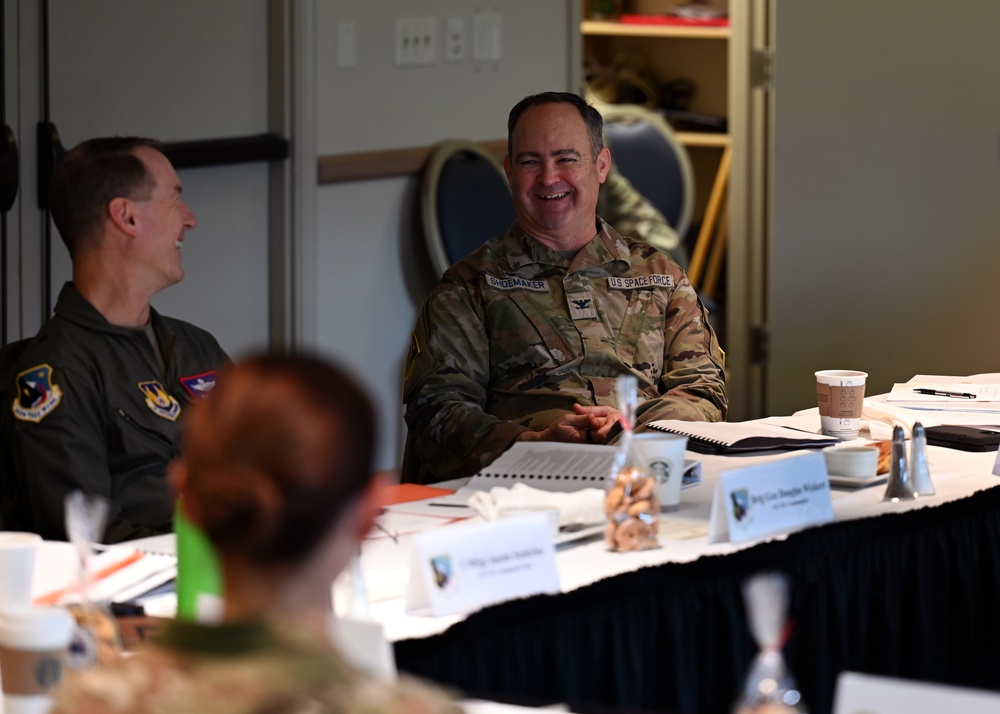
394 486 1000 714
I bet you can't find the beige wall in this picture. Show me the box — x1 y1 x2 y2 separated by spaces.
310 2 578 471
767 0 1000 415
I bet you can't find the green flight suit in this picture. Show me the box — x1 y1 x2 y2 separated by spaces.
1 283 229 542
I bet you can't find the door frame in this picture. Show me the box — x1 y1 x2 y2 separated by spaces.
726 0 770 420
2 0 306 351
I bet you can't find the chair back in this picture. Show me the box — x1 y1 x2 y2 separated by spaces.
0 337 33 424
0 337 34 530
420 140 515 276
601 103 695 241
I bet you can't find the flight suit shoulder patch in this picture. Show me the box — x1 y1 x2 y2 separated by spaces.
12 364 63 423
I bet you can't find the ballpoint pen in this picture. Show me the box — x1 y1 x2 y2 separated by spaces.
373 508 398 543
913 388 976 399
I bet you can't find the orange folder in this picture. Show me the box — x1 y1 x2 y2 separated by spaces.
378 483 455 507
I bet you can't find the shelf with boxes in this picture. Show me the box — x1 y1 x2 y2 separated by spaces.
582 2 731 302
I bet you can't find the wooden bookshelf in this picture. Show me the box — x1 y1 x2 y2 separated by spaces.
582 19 730 40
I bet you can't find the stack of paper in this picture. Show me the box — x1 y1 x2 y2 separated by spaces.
372 483 469 539
886 383 1000 409
881 375 1000 427
32 541 177 607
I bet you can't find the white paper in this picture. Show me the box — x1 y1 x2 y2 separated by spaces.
649 419 838 452
423 443 698 512
32 543 177 605
386 499 478 519
364 510 464 541
114 533 177 555
862 394 1000 430
475 441 618 482
907 373 1000 384
886 382 1000 411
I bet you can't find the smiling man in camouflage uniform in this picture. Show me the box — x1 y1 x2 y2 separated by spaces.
402 91 727 484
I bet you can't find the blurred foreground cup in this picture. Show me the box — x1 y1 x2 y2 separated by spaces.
0 606 76 714
0 533 42 613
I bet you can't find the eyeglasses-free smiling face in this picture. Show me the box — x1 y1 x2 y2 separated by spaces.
129 146 197 293
504 101 611 252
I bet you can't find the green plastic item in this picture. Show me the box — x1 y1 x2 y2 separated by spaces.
174 501 224 621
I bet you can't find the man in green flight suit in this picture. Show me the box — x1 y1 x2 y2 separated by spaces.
402 91 727 485
0 138 229 542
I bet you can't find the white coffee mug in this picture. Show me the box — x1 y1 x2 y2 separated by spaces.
0 533 43 613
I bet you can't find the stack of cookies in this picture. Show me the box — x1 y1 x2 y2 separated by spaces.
604 466 659 552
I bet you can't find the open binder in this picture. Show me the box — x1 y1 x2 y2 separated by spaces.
648 419 838 455
427 442 702 510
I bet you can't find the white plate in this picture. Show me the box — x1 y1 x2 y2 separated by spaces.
554 523 605 547
828 473 887 490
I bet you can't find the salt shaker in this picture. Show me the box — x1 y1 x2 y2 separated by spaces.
909 422 935 496
882 425 915 502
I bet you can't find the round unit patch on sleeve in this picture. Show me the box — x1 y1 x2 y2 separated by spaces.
13 364 63 423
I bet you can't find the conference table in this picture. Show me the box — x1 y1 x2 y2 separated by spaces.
362 416 1000 714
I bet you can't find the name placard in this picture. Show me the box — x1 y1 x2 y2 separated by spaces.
405 513 560 617
708 451 834 544
329 617 397 682
833 671 1000 714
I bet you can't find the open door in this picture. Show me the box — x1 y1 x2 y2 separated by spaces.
1 0 20 346
4 0 290 355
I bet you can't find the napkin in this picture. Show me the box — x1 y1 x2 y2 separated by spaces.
466 483 604 527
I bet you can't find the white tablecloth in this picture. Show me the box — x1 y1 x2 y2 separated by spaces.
363 444 999 643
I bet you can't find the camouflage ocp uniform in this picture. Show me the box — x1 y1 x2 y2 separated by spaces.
51 617 462 714
402 218 727 484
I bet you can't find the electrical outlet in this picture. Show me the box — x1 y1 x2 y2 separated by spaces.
446 17 465 62
337 22 356 69
395 17 436 67
473 13 501 62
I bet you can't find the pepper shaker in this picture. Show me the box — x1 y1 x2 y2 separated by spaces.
882 425 915 502
909 422 935 496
